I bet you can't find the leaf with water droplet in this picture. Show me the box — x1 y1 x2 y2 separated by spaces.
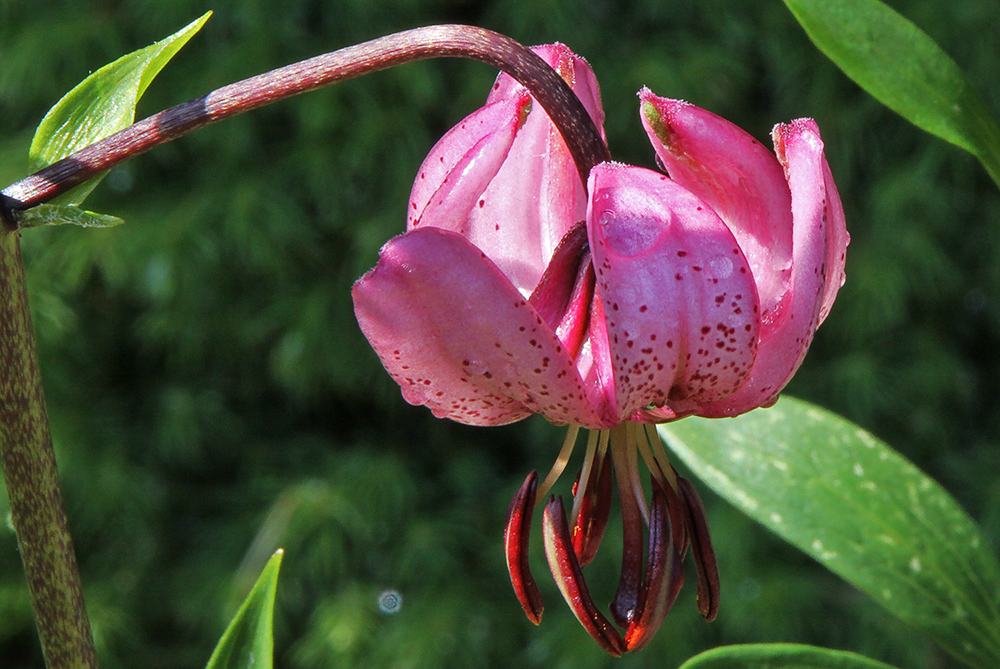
661 397 1000 669
17 204 123 229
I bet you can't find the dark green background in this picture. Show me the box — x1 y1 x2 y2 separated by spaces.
1 0 998 667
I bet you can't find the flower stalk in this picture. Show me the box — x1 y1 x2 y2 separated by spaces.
0 228 98 669
2 24 609 213
0 23 611 667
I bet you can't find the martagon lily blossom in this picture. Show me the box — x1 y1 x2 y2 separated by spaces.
352 44 848 655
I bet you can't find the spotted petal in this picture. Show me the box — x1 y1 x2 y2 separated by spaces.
461 43 605 295
639 91 793 318
408 93 531 233
586 163 760 421
352 227 606 427
698 119 848 416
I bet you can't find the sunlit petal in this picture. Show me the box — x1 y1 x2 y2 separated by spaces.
639 91 793 317
698 120 848 416
353 227 604 426
587 163 760 418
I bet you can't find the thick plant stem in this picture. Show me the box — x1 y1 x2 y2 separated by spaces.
0 228 98 669
2 24 610 211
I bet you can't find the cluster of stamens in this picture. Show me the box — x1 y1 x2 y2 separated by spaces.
503 421 719 655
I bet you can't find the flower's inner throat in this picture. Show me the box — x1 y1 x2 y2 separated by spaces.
503 423 720 656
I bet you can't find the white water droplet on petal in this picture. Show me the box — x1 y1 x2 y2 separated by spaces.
466 359 488 375
400 384 430 406
597 210 661 257
709 255 733 279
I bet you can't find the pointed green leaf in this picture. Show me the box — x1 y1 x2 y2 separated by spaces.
29 12 211 205
783 0 1000 189
679 643 900 669
18 204 124 229
205 549 283 669
660 397 1000 669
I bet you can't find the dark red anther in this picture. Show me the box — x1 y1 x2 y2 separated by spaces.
678 475 720 621
503 471 544 624
542 496 626 656
571 446 612 567
624 478 685 651
610 467 644 628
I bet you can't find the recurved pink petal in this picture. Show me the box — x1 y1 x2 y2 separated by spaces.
699 119 847 416
408 93 531 232
352 227 605 427
639 91 792 318
587 164 760 421
795 124 848 326
461 43 606 296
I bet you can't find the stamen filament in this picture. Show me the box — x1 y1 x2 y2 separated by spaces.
537 425 580 502
569 429 600 523
634 422 666 489
644 423 679 492
624 423 649 524
597 427 611 460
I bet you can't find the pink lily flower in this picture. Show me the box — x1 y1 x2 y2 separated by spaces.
352 44 848 655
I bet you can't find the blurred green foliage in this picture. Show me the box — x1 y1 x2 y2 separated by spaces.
1 0 998 667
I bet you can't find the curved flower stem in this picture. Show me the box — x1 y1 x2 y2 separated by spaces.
0 230 98 668
1 24 610 212
0 24 612 666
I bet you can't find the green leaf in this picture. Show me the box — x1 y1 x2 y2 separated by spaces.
660 397 1000 669
783 0 1000 189
205 549 283 669
28 11 211 205
17 204 124 229
679 643 900 669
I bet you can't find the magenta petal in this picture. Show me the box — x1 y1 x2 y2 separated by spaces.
464 44 606 296
639 91 793 318
408 94 531 233
352 227 606 427
587 163 760 420
699 120 848 416
784 121 849 327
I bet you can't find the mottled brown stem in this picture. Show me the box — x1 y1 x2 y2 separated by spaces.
0 229 98 668
2 24 610 212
